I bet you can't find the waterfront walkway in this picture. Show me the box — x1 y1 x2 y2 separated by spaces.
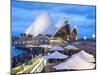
12 55 45 74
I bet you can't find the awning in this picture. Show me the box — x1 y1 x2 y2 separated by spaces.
45 51 68 59
64 45 78 50
72 50 95 62
49 45 64 51
53 55 95 70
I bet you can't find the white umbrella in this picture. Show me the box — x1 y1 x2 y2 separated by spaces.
45 51 68 59
72 50 95 62
49 45 64 51
53 55 95 70
43 53 51 58
65 45 78 50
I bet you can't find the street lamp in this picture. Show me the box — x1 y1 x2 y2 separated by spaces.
84 36 87 40
92 34 95 38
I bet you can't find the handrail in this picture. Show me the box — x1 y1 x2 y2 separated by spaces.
12 54 42 74
32 58 45 73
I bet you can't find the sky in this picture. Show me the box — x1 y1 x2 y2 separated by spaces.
12 0 96 39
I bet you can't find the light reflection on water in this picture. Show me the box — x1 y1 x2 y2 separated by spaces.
12 47 25 57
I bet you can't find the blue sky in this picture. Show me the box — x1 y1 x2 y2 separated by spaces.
12 0 96 38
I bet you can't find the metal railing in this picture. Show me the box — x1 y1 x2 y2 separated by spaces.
12 54 43 74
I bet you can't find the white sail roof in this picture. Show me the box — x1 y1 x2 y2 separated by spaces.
49 45 64 51
72 50 95 62
25 11 70 36
64 45 78 50
71 25 77 33
45 51 68 59
25 23 33 35
52 18 67 36
25 11 53 36
53 55 95 70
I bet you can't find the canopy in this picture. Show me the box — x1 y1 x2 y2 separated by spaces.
45 51 68 59
72 50 95 62
53 55 95 70
49 45 64 51
64 45 78 50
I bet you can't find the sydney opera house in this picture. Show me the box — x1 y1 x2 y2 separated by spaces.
24 11 78 42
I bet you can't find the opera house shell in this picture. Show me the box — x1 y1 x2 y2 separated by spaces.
25 11 77 41
70 26 78 40
25 11 54 36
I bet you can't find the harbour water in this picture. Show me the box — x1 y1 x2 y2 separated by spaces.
12 47 25 57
